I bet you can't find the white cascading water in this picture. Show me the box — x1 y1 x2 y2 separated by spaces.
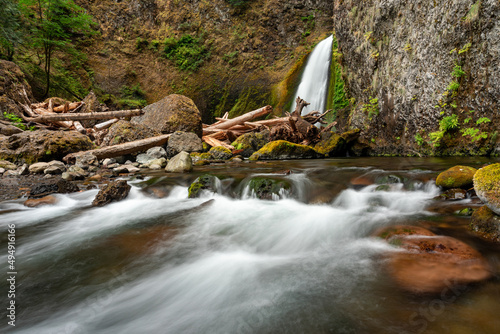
292 35 333 115
0 164 447 334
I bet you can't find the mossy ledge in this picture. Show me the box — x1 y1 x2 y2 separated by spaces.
249 140 320 160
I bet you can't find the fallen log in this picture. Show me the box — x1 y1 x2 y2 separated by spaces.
202 136 235 150
27 109 143 122
32 107 73 128
94 119 119 131
73 121 86 134
63 133 171 163
53 102 83 113
206 105 272 130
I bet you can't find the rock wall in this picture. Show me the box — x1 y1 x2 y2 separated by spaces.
334 0 499 155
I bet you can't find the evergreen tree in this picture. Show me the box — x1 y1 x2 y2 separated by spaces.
19 0 96 97
0 0 21 60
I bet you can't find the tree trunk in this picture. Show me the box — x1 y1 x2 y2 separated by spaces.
29 109 143 122
205 105 272 130
63 134 172 163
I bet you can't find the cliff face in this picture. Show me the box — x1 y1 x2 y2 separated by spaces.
334 0 499 155
75 0 333 122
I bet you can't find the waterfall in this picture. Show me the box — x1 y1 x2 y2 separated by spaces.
292 35 333 115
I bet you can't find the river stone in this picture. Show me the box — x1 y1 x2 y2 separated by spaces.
231 130 270 157
24 195 58 208
166 131 203 158
146 146 167 159
132 94 202 137
247 177 291 200
92 180 131 207
435 165 477 189
473 163 500 215
435 188 467 201
0 167 4 174
208 146 232 160
113 165 140 174
101 120 160 147
469 206 500 242
29 162 50 174
44 165 65 175
29 178 79 198
188 174 220 198
136 153 155 165
375 225 491 294
165 151 192 173
0 159 17 170
249 140 320 160
75 153 98 169
0 130 94 164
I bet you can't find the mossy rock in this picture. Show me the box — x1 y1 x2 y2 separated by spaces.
313 133 346 157
190 152 213 164
209 146 232 160
435 165 477 189
469 205 500 242
231 130 270 157
247 177 291 200
188 174 220 198
102 120 160 147
249 140 320 160
473 163 500 215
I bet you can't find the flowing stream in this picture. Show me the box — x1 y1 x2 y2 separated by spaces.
292 35 333 115
1 157 500 334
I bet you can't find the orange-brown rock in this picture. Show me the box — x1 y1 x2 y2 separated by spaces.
24 195 57 207
376 225 491 294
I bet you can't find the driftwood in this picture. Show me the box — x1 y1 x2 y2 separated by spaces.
63 134 172 163
205 105 272 131
202 136 235 150
27 109 143 122
94 119 119 130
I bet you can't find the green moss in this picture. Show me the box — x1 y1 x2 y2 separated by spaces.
314 133 346 156
473 163 500 210
250 140 319 160
435 165 477 189
247 177 291 200
188 174 219 198
208 146 232 160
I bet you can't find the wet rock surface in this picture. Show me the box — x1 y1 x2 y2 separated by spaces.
92 179 131 207
469 205 500 242
474 163 500 215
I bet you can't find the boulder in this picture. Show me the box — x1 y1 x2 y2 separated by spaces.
165 151 193 173
113 164 140 174
469 206 500 242
29 162 50 174
0 130 94 164
43 160 66 175
190 152 213 166
0 122 23 136
208 146 232 160
473 163 500 215
146 146 167 159
249 140 320 160
166 131 203 158
29 178 80 198
375 225 491 294
101 120 160 147
188 174 220 198
0 159 17 170
132 94 202 137
313 132 346 157
246 177 291 200
435 165 477 189
92 179 131 207
231 130 270 157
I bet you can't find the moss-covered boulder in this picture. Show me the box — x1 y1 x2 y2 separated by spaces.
375 225 491 294
469 206 500 242
102 120 160 147
208 146 232 160
313 133 346 157
0 130 94 164
132 94 202 137
246 177 291 200
473 163 500 215
231 130 270 157
435 165 477 189
188 174 220 198
190 152 213 166
249 140 320 160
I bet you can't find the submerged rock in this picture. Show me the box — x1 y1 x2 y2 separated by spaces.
435 188 467 201
188 174 220 198
24 195 58 208
165 151 192 173
249 140 319 160
473 163 500 215
435 165 477 189
92 180 131 207
375 225 491 294
132 94 202 137
29 178 79 198
247 177 291 200
469 206 500 242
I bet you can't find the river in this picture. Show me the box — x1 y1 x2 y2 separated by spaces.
1 157 500 334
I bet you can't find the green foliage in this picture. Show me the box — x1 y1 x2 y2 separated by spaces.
118 83 147 109
361 96 379 120
19 0 97 97
162 34 210 71
452 64 465 78
135 37 149 52
0 0 21 60
440 114 459 131
2 112 35 130
301 15 315 38
461 127 488 142
222 50 239 64
476 117 491 125
414 133 424 146
447 81 460 92
149 39 161 51
326 36 349 123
